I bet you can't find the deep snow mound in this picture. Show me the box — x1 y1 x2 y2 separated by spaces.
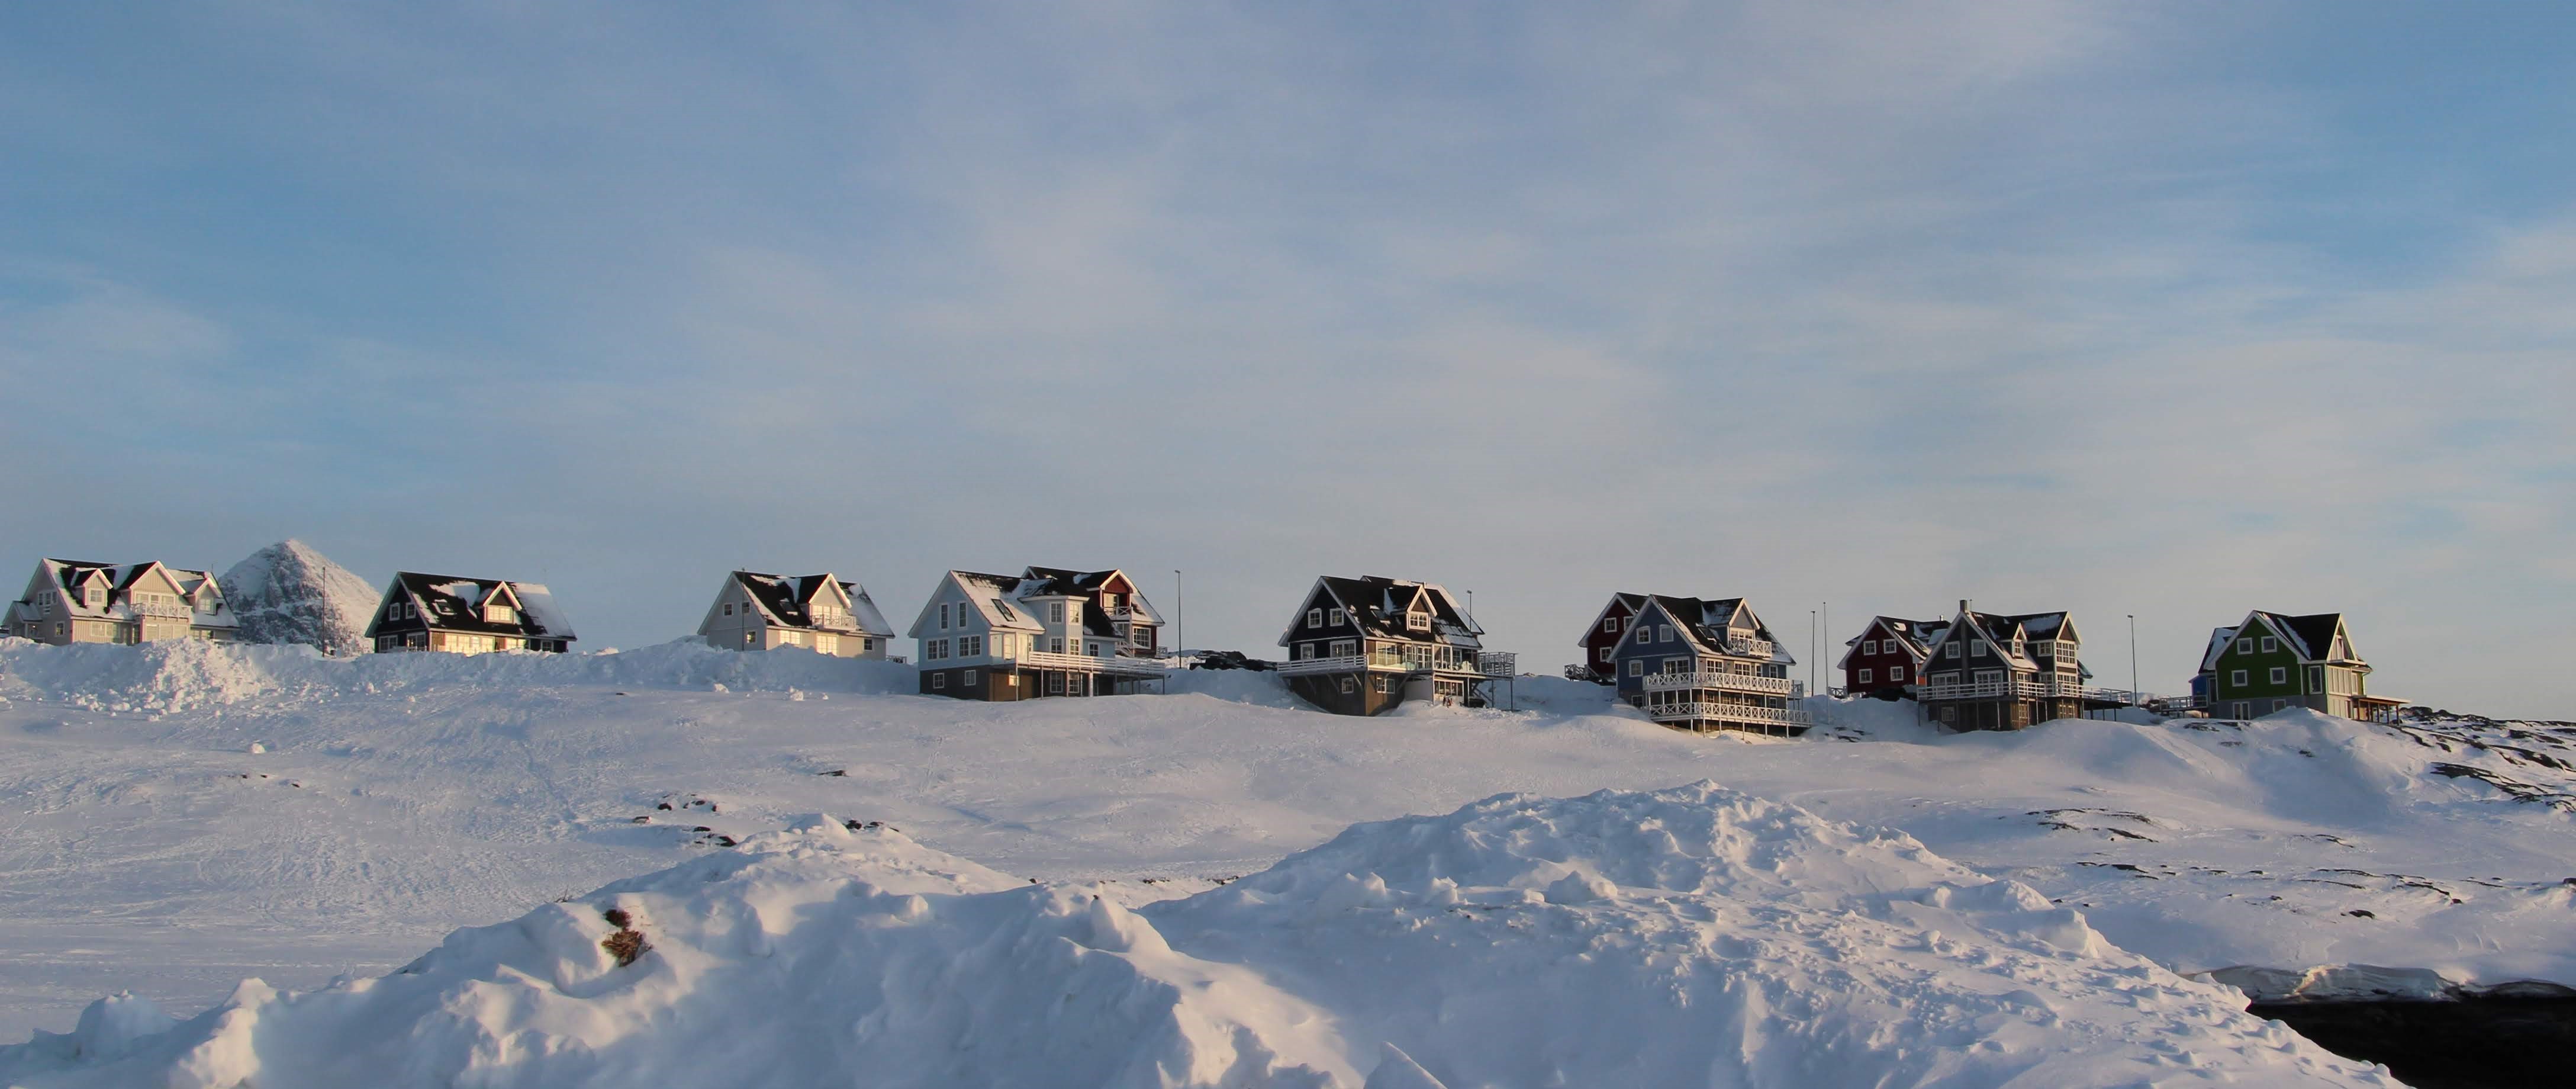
0 637 919 713
217 541 377 656
1 786 2392 1088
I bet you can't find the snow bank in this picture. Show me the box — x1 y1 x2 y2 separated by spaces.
0 638 919 713
0 785 2392 1088
217 541 378 656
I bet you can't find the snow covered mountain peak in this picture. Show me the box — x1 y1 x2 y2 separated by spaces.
216 541 376 656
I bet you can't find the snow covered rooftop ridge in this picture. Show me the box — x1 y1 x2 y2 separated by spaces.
389 571 577 641
0 785 2394 1087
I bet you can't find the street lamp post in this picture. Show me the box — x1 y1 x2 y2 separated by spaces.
2128 613 2139 708
1173 570 1183 660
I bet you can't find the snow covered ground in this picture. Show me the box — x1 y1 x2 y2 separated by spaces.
0 637 2568 1082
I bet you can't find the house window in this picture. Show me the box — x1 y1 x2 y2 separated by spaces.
1602 617 1619 634
1635 627 1651 644
1597 647 1612 662
963 670 977 685
1051 603 1066 623
1047 673 1065 695
1945 643 1960 659
2310 666 2324 690
1628 660 1643 677
1331 640 1355 656
862 638 874 651
1050 638 1065 654
1408 611 1428 631
2269 667 2288 685
1306 608 1323 628
961 635 983 656
2262 637 2279 654
1860 640 1876 654
1939 706 1956 724
1972 643 1988 658
1373 674 1390 693
2273 698 2289 712
939 603 951 629
1659 625 1674 642
1859 668 1874 684
932 673 946 689
2237 638 2253 654
1329 608 1345 625
1890 665 1905 682
743 631 756 647
1338 676 1355 694
723 603 733 615
2231 669 2248 686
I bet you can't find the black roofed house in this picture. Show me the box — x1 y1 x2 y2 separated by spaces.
698 570 895 658
1273 575 1506 716
1915 601 2112 730
1609 595 1807 735
1835 615 1950 700
363 572 575 654
5 558 236 645
908 567 1169 700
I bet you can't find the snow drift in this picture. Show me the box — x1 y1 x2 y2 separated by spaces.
0 635 920 713
0 785 2391 1088
215 541 377 656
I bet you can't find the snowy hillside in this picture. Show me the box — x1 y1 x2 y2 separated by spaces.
215 541 377 655
0 638 2571 1075
0 788 2391 1088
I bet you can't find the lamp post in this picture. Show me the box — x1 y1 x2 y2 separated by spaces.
1808 610 1817 693
2128 613 2139 708
1173 570 1183 660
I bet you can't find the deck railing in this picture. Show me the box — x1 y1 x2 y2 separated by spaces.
1917 676 2133 703
1646 701 1812 727
1641 671 1798 696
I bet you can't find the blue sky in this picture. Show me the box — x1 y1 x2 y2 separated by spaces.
5 2 2571 716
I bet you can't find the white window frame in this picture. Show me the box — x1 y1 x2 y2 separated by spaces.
1602 617 1619 634
962 669 977 685
932 673 946 689
1627 660 1643 677
2231 669 2249 686
2269 667 2288 685
2262 636 2279 654
1890 664 1905 682
1858 668 1874 684
1328 608 1345 625
1659 625 1674 643
1308 608 1323 628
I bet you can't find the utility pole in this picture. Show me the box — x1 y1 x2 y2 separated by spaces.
1173 569 1183 659
1821 601 1830 689
1808 609 1817 693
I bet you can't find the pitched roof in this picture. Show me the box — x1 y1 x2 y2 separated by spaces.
1929 608 2075 672
1835 615 1949 670
15 558 235 628
388 572 576 641
1283 575 1482 647
1577 592 1649 648
729 571 895 637
1634 595 1795 664
2227 610 2359 665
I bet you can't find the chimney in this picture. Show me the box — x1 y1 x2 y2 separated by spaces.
1959 599 1970 615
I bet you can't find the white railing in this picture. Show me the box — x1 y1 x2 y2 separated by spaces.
1273 650 1489 677
1917 676 2130 703
1721 637 1775 658
1478 651 1516 677
1006 649 1168 676
1641 671 1796 696
126 600 191 619
1647 701 1812 727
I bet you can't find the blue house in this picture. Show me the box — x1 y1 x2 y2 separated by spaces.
1609 595 1807 735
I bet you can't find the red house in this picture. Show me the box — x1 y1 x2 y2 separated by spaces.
1573 593 1647 682
1837 615 1949 699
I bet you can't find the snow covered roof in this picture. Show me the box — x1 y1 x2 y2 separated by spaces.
386 572 576 642
1020 566 1164 634
1285 575 1483 648
13 558 237 629
1835 616 1949 670
728 571 896 637
1635 595 1794 664
2210 611 2361 669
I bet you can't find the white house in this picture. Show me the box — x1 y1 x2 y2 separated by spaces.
909 567 1168 700
697 570 894 658
5 558 236 645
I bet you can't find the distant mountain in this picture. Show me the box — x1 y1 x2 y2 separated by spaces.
218 540 377 655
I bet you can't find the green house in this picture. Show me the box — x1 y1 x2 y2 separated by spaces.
2194 611 2401 721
